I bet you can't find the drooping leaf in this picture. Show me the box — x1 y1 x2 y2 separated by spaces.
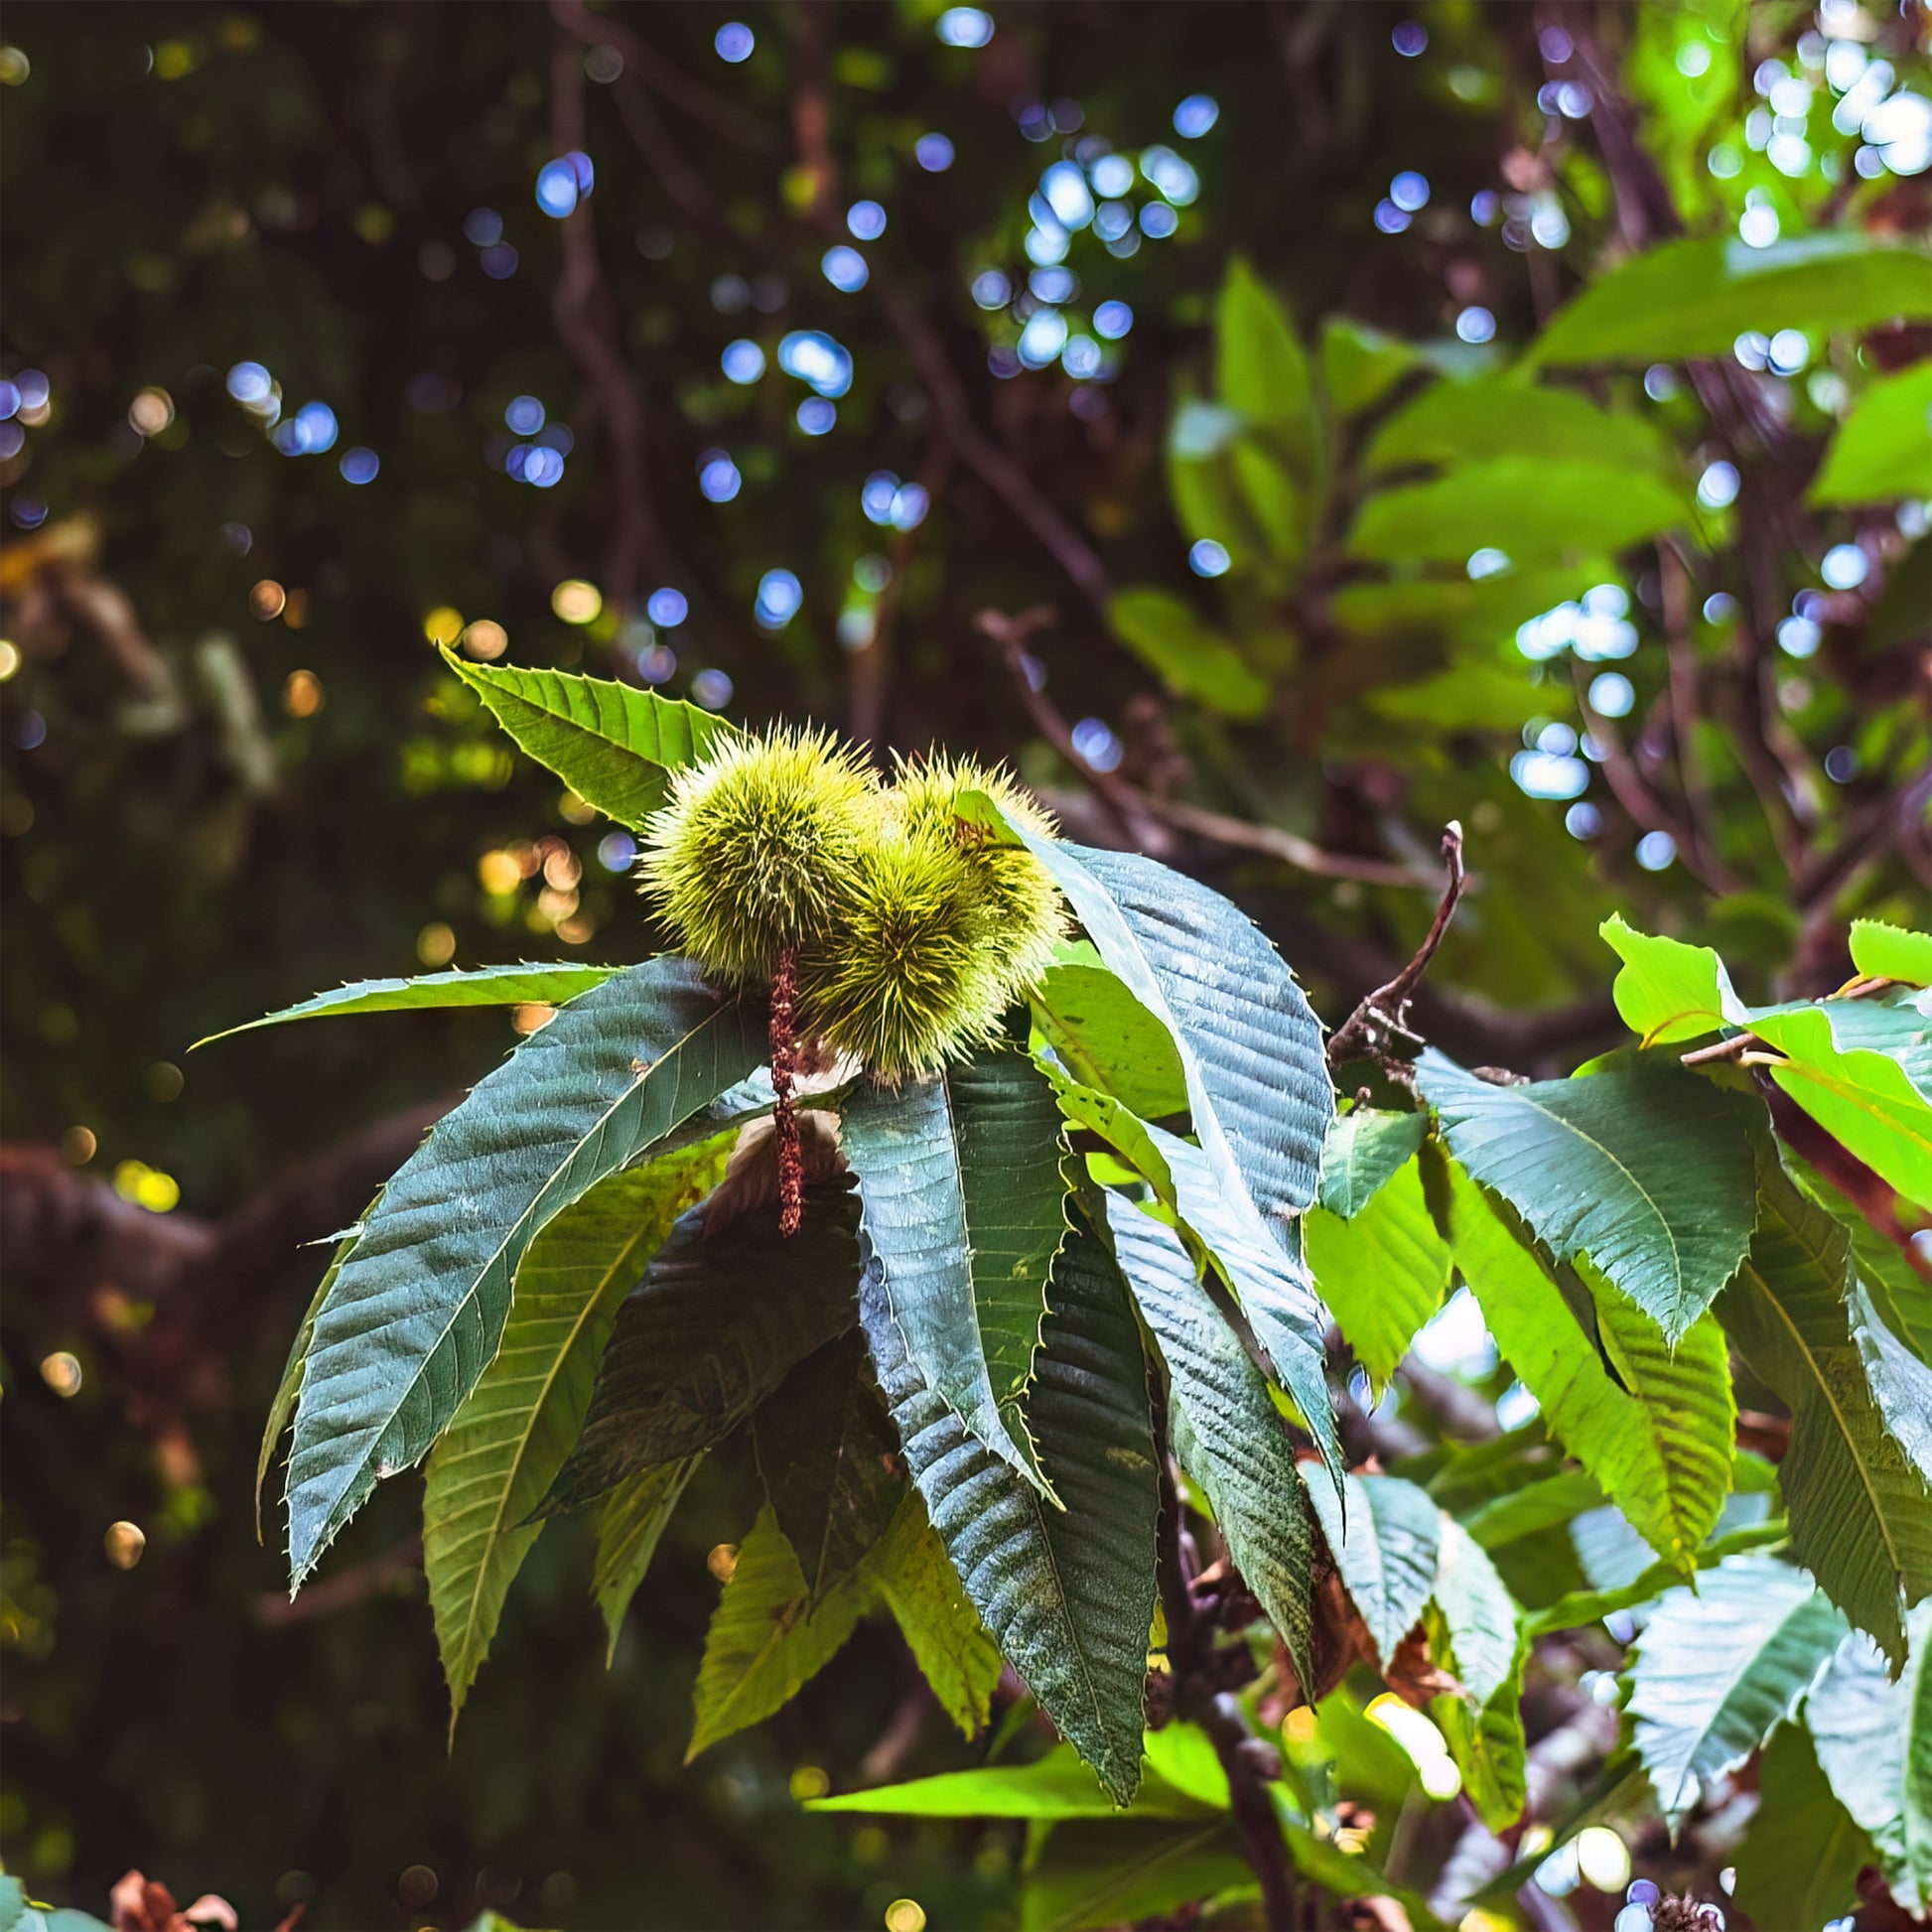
841 1049 1068 1487
1532 233 1932 367
197 962 623 1045
1432 1620 1527 1834
1305 1156 1453 1391
864 1493 1004 1738
863 1211 1159 1803
1812 360 1932 505
1852 919 1932 988
543 1183 862 1514
1363 374 1673 478
1301 1471 1440 1667
1716 1166 1932 1663
285 959 765 1584
752 1334 902 1602
592 1457 699 1664
686 1506 873 1761
1733 1721 1873 1932
1444 1167 1733 1574
1348 457 1686 567
1315 1107 1428 1218
1851 1278 1932 1487
1807 1602 1932 1915
956 811 1333 1239
1106 589 1269 720
1419 1048 1760 1344
1030 960 1188 1121
1627 1554 1848 1829
424 1132 733 1725
1104 1194 1317 1690
1146 1123 1340 1497
1430 1516 1519 1707
810 1733 1222 1819
448 652 740 827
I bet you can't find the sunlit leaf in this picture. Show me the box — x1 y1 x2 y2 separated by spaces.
1812 360 1932 505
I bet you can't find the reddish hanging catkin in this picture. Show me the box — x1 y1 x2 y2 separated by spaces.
769 942 803 1236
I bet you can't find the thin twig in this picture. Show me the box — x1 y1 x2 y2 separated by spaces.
1657 542 1724 879
1324 823 1467 1071
1145 796 1441 888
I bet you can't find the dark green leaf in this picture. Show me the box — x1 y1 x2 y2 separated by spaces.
1302 1471 1440 1667
449 653 740 827
1627 1554 1848 1827
841 1048 1068 1487
1022 1821 1250 1932
1105 1194 1317 1690
285 959 765 1584
1420 1049 1760 1343
862 1213 1158 1804
1733 1721 1872 1932
1717 1166 1932 1662
753 1334 902 1601
543 1182 863 1513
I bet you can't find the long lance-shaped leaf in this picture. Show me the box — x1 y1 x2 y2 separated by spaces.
840 1051 1067 1489
1716 1164 1932 1662
1035 1060 1341 1498
1305 1154 1452 1392
1851 1277 1932 1486
423 1131 734 1727
867 1496 1005 1738
753 1334 903 1602
1627 1555 1848 1829
448 652 741 827
961 799 1332 1236
863 1213 1158 1804
1807 1602 1932 1916
1418 1049 1760 1345
198 962 623 1046
543 1182 864 1514
1103 1193 1317 1693
1301 1471 1441 1668
592 1457 700 1664
284 959 763 1583
1444 1166 1733 1574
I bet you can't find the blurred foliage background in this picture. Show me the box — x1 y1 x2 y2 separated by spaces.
1 0 1927 1926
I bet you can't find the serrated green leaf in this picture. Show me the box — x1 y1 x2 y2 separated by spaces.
1431 1515 1519 1706
448 653 740 828
841 1048 1068 1488
1432 1614 1526 1833
425 1133 733 1725
686 1506 873 1761
1526 1518 1791 1638
1444 1166 1733 1573
1302 1471 1440 1667
863 1212 1158 1805
1419 1049 1760 1345
1851 1279 1932 1486
1363 375 1673 478
1532 234 1932 367
1853 919 1932 987
753 1333 902 1601
1717 1166 1932 1662
285 960 765 1584
865 1493 1003 1737
1104 1194 1316 1692
1030 961 1188 1121
1807 1601 1932 1915
1306 1156 1452 1391
1106 589 1270 720
1733 1721 1872 1932
1348 456 1686 567
1812 360 1932 504
1315 1107 1428 1218
198 962 622 1046
956 815 1333 1240
592 1456 699 1665
1628 1554 1848 1829
544 1183 862 1514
